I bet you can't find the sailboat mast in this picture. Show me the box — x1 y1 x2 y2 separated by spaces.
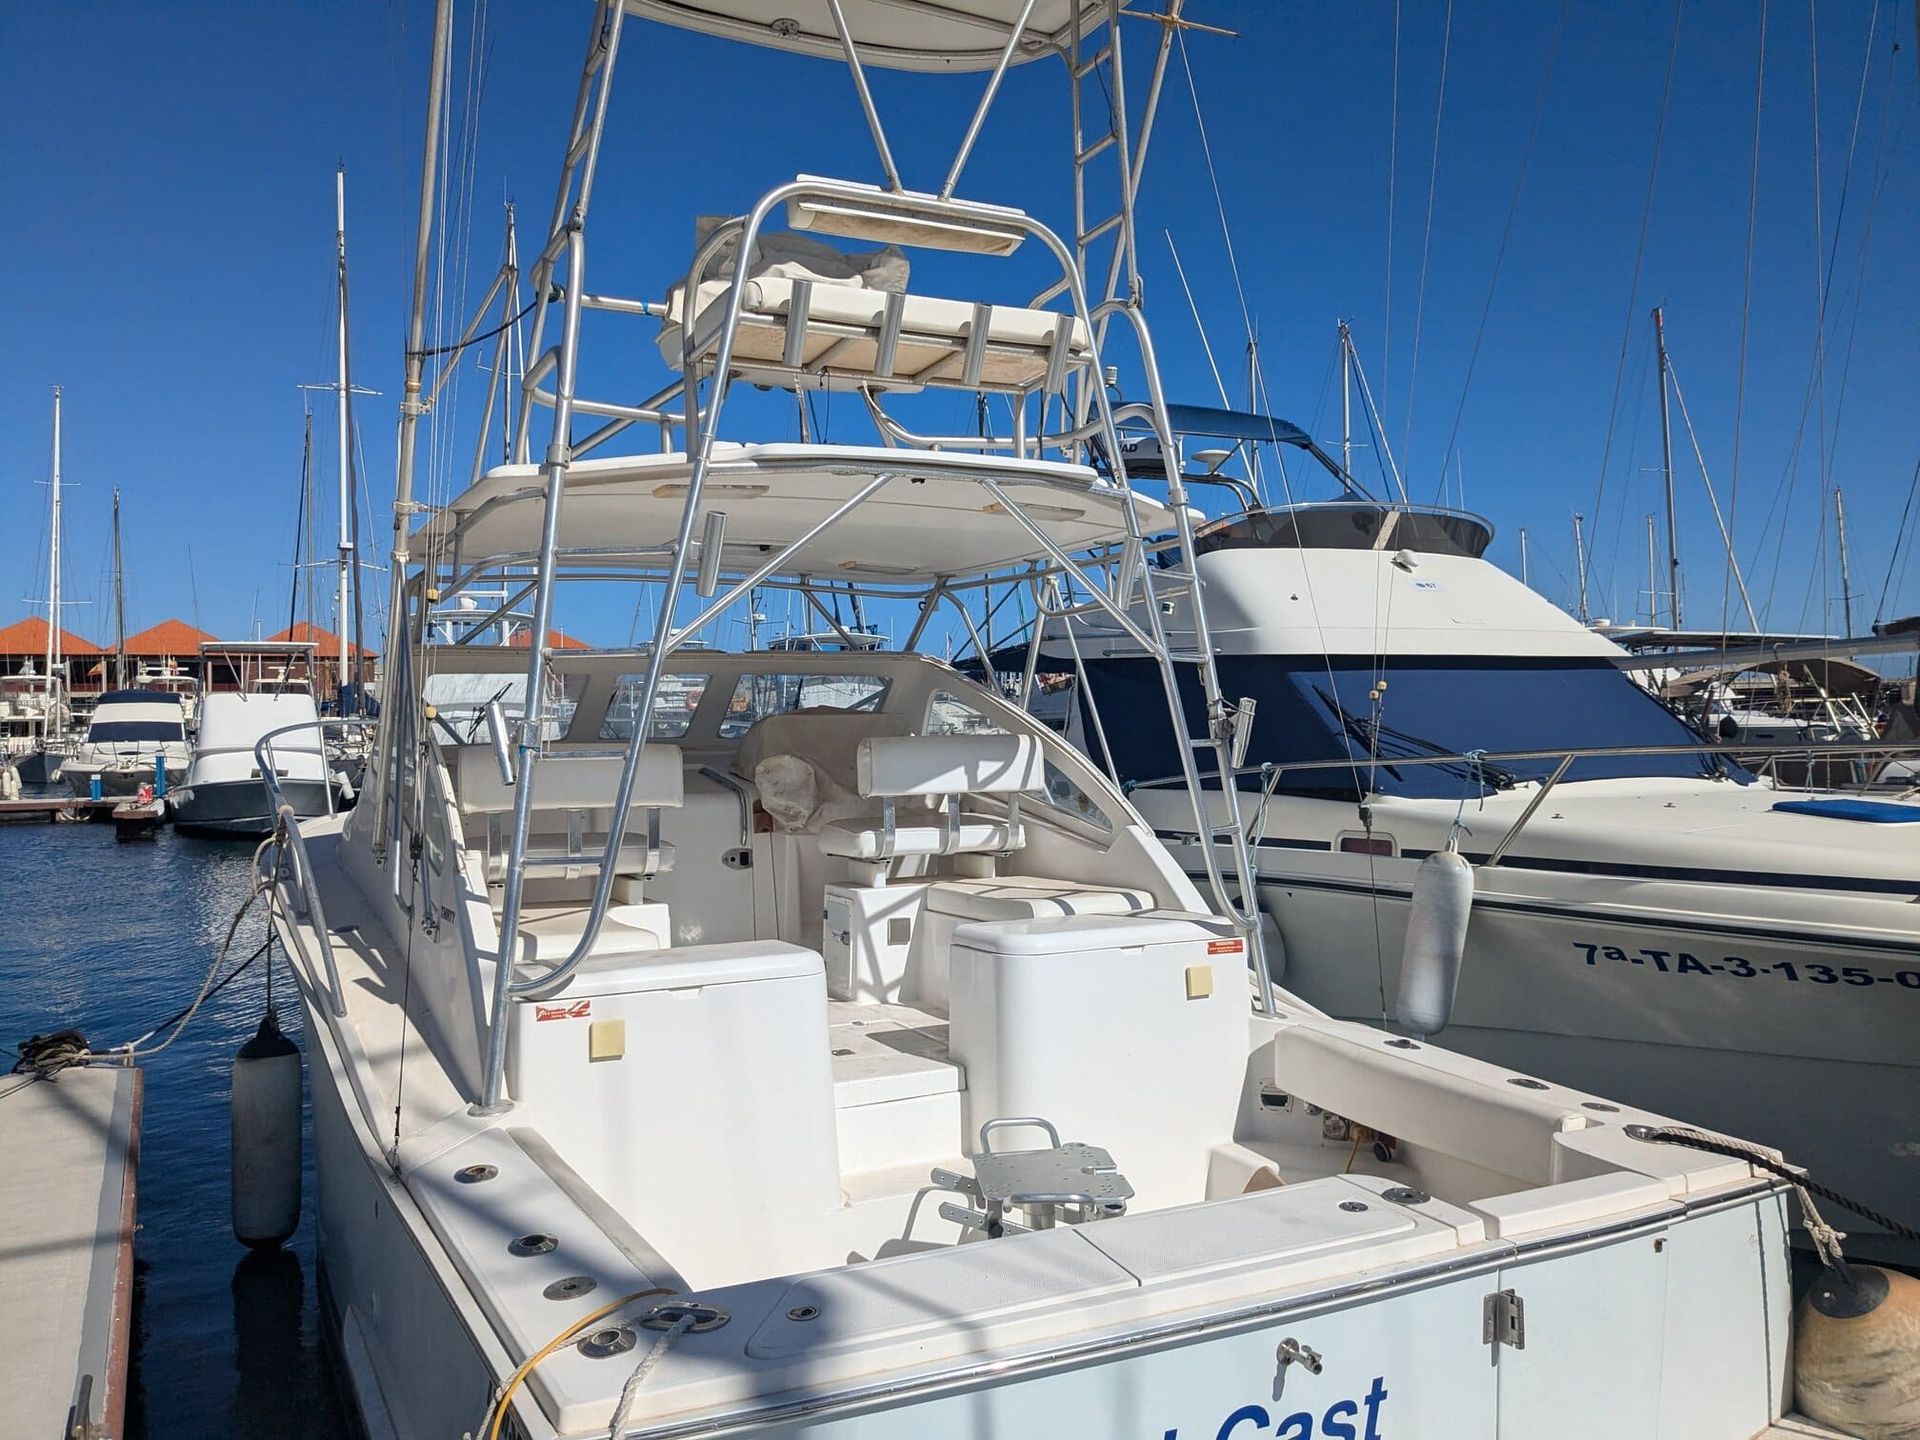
1640 515 1653 626
112 490 127 689
1518 526 1530 588
302 409 317 635
1572 512 1590 623
1652 306 1682 627
47 387 62 728
334 165 353 710
1834 487 1854 637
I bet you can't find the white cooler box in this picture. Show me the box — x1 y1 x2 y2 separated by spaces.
946 913 1250 1209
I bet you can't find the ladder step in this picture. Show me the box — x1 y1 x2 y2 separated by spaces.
1076 131 1119 165
1080 212 1124 245
1166 651 1210 664
1073 44 1113 79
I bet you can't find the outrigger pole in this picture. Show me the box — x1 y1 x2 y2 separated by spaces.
372 0 456 860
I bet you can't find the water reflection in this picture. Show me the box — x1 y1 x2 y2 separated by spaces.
0 822 347 1436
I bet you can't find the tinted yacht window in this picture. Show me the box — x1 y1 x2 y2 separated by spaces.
1082 655 1733 801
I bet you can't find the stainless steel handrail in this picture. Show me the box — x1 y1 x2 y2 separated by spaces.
254 717 378 1020
1135 736 1920 870
267 803 347 1019
255 716 378 820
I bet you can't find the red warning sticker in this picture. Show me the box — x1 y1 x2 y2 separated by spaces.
1207 939 1245 956
535 1000 592 1022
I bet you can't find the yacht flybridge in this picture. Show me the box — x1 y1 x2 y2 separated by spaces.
261 4 1883 1437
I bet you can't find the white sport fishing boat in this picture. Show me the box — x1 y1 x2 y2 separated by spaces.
170 690 340 835
170 642 349 835
260 5 1902 1438
1053 414 1920 1265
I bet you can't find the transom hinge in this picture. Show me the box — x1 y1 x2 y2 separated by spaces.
1483 1288 1525 1350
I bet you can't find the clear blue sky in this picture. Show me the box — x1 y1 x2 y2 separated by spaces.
3 1 1915 649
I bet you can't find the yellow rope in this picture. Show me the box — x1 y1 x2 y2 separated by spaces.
481 1287 675 1440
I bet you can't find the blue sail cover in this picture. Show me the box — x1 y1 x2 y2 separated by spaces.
1081 655 1738 800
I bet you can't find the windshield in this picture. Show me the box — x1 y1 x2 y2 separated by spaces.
87 720 185 743
718 673 891 739
1082 655 1736 800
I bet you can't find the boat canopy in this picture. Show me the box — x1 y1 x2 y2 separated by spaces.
437 444 1174 584
1114 401 1346 482
1658 656 1885 702
620 0 1089 72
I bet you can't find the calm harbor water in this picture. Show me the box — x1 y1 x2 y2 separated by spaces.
0 809 349 1437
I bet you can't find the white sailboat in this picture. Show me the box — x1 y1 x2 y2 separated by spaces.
259 5 1899 1438
58 489 194 797
13 388 78 785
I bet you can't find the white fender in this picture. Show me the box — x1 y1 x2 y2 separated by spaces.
231 1008 303 1248
1395 850 1474 1036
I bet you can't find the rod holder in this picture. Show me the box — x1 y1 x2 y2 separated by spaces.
695 510 727 597
485 699 516 786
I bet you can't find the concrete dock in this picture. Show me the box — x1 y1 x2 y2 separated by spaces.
0 1063 142 1440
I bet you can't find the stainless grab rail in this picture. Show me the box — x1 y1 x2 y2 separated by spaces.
253 717 378 1021
266 802 347 1019
1135 736 1920 869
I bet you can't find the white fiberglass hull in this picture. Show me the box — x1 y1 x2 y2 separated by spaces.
297 962 1798 1440
1151 801 1920 1264
276 809 1805 1440
58 745 190 797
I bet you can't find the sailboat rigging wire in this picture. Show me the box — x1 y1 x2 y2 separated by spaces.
1753 0 1879 634
1173 30 1283 501
1400 0 1453 478
1435 0 1567 501
1581 0 1683 612
1664 358 1760 630
1818 46 1900 529
1876 457 1920 627
1723 0 1767 650
1163 231 1231 408
1383 0 1401 394
1348 344 1406 503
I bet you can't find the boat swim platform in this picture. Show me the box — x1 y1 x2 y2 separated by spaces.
0 1063 141 1440
0 797 121 825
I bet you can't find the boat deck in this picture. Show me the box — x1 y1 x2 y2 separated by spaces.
0 1063 141 1440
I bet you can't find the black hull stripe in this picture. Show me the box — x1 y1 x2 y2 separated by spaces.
1161 832 1920 898
1181 869 1920 956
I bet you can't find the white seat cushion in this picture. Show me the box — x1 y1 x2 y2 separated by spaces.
660 277 1092 389
857 733 1045 798
924 875 1154 922
456 744 684 815
482 839 675 885
512 902 670 965
818 814 1021 861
